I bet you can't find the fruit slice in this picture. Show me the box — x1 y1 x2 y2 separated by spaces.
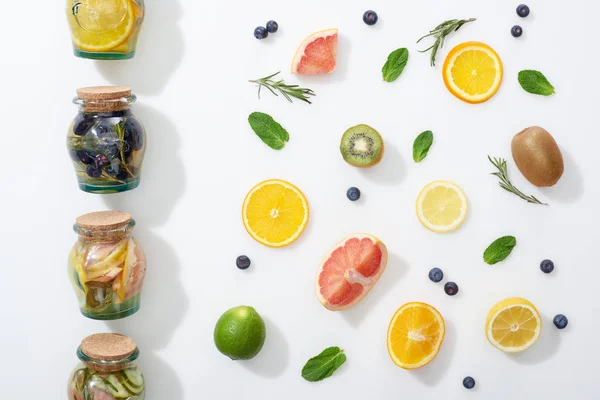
486 297 541 353
387 302 445 369
443 41 503 104
316 234 388 311
68 0 136 52
340 124 384 168
291 29 338 74
416 180 468 233
242 179 309 247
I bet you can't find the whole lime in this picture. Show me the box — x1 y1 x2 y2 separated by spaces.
213 305 266 360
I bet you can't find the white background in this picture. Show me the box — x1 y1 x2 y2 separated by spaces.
1 0 598 399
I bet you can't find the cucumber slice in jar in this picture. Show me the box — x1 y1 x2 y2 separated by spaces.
106 374 130 398
123 368 144 387
121 376 144 395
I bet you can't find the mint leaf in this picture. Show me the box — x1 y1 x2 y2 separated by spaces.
484 236 517 265
248 112 289 150
518 70 555 96
382 48 409 82
413 130 434 162
301 347 346 382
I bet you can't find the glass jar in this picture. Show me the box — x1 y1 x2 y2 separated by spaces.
66 0 145 60
68 333 146 400
69 211 147 320
67 86 146 194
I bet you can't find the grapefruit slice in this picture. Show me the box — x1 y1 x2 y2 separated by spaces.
316 234 388 311
291 28 338 74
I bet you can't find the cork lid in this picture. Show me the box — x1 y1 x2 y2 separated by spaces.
76 211 132 231
81 333 137 361
77 86 132 101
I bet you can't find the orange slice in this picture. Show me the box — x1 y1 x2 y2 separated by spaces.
387 302 445 369
443 41 503 104
291 29 338 74
242 179 309 248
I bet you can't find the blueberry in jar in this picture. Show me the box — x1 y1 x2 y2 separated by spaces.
86 165 102 178
124 118 144 151
72 114 95 136
76 150 95 165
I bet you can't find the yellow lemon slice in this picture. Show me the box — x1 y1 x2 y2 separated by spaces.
387 302 445 370
416 180 468 233
486 297 542 353
68 0 135 52
242 179 309 248
443 41 503 104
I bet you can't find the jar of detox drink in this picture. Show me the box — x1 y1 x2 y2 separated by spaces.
66 0 145 60
68 333 146 400
69 211 146 320
67 86 146 194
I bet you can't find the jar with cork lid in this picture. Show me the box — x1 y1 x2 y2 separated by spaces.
66 0 145 60
69 211 146 320
68 333 146 400
67 86 146 194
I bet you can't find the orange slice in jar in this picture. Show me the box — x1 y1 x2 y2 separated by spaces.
68 0 136 52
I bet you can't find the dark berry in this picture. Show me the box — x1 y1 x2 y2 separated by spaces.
254 26 268 40
115 170 131 181
95 154 110 168
346 187 361 201
516 4 530 17
86 165 102 178
104 166 119 177
540 259 554 274
444 281 459 296
124 119 144 151
266 20 278 33
463 376 476 389
73 115 95 136
363 10 378 25
76 150 95 165
511 25 523 37
236 255 251 270
429 267 444 283
94 123 112 138
553 314 568 329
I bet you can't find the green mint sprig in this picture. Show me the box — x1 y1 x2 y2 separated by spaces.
301 347 346 382
248 112 290 150
382 48 409 82
518 70 555 96
413 130 434 162
484 236 517 265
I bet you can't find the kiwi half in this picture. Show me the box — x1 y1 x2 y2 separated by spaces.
340 124 384 167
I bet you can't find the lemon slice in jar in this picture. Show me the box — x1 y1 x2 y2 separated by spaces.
68 0 136 52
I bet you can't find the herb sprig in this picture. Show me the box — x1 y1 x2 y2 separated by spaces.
417 18 476 66
488 156 548 206
249 72 316 104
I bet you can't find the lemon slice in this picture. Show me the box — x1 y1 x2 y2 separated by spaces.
242 179 309 248
416 180 468 233
387 302 445 370
68 0 135 52
486 297 542 353
443 41 503 104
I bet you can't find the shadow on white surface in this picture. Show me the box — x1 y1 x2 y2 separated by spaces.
411 319 456 387
507 313 562 365
359 142 406 186
95 0 184 95
342 253 408 328
541 149 584 204
241 316 290 378
102 104 185 227
294 33 351 84
139 352 183 400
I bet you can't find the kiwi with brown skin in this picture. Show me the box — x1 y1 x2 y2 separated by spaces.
340 124 384 167
511 126 564 187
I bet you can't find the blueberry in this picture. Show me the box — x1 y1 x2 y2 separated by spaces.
266 20 278 33
429 267 444 283
463 376 476 389
86 165 102 178
444 281 459 296
73 115 95 136
363 10 378 25
124 119 144 151
516 4 530 17
540 259 554 274
115 169 131 181
553 314 568 329
236 255 251 270
346 187 361 201
76 150 95 165
254 26 268 40
511 25 523 37
95 154 110 168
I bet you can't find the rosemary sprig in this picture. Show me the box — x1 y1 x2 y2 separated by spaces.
488 156 548 206
417 18 476 66
249 72 316 104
